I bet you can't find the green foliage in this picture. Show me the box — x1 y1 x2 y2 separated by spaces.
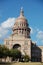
9 49 21 59
0 45 30 62
0 45 9 58
0 45 21 61
22 55 29 62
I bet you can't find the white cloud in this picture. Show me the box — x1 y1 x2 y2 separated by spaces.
1 18 16 28
37 30 43 40
36 30 43 45
0 17 16 39
30 27 34 34
30 27 43 45
30 27 37 34
0 27 9 39
0 34 2 38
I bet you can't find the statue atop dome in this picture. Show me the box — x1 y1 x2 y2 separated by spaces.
20 7 24 16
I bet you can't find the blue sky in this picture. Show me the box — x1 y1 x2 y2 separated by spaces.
0 0 43 46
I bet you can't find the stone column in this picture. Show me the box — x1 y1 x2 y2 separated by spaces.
28 39 31 61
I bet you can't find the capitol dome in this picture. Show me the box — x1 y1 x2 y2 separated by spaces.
13 8 30 38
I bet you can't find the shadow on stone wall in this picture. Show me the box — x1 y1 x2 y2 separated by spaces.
31 42 42 62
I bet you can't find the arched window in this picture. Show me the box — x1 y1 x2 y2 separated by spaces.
13 44 21 49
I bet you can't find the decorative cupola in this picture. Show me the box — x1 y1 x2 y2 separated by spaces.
20 7 24 16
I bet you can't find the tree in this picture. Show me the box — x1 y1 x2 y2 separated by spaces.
0 45 9 58
21 55 30 62
0 45 21 61
0 45 3 58
9 49 21 61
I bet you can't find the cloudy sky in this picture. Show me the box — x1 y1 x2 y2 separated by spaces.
0 0 43 46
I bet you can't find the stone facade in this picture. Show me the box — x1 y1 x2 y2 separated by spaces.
39 46 43 62
4 8 43 62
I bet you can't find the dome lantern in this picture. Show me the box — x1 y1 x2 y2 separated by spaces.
20 7 24 17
